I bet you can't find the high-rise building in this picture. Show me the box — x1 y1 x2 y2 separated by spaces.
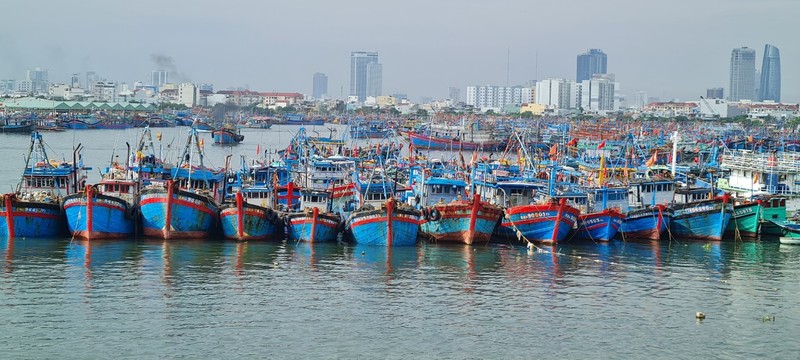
759 44 781 102
634 91 649 109
366 63 382 98
706 87 724 99
312 72 328 99
26 67 49 94
579 74 617 112
535 79 575 109
86 71 98 92
729 47 756 101
576 49 607 83
350 51 379 101
70 73 81 88
151 70 169 88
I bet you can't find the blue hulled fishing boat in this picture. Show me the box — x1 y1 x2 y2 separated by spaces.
139 128 223 239
212 123 244 145
1 132 88 238
284 189 342 242
618 177 676 241
219 192 283 241
574 187 628 242
671 194 733 241
63 164 137 240
346 167 420 246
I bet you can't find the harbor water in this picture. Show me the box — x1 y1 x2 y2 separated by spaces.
1 129 799 358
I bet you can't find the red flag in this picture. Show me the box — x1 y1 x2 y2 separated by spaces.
597 140 606 150
645 150 658 167
567 138 578 146
256 144 261 156
549 144 558 156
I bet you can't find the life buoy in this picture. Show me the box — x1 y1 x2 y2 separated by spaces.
428 208 441 222
227 176 235 184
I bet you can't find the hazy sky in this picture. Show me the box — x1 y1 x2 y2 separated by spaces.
1 0 797 102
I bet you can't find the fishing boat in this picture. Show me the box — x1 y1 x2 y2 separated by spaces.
574 187 628 242
284 113 324 126
212 123 244 145
63 159 137 240
771 221 800 244
408 122 504 151
349 121 388 139
219 191 283 241
1 132 88 238
760 197 787 236
414 163 503 245
346 168 420 246
724 200 762 239
618 177 676 241
139 128 223 239
1 118 34 133
670 194 733 241
284 187 342 243
63 114 99 129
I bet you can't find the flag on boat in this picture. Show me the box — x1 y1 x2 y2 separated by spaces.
753 172 759 184
256 144 261 155
549 144 558 156
645 150 658 167
597 140 606 150
567 138 578 146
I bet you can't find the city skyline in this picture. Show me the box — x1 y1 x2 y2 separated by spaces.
0 0 797 102
576 49 608 83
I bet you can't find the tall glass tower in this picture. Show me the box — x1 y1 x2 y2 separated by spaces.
729 47 756 101
759 44 781 102
576 49 607 83
350 52 379 101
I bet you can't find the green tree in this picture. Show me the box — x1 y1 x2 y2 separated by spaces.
520 111 533 119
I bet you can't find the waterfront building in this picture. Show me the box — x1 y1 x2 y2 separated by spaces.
634 91 649 109
261 92 304 108
350 51 379 101
643 101 697 117
576 49 607 83
94 81 117 102
729 47 756 101
0 79 15 94
759 44 781 102
312 72 328 99
465 85 532 110
707 87 724 99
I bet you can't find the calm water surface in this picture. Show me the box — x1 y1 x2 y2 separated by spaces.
1 129 799 358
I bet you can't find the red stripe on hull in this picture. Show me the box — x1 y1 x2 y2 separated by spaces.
72 231 131 240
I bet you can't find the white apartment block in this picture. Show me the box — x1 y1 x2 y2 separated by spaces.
465 85 532 109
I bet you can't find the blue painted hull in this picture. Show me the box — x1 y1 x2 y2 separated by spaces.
212 129 243 144
139 187 218 239
419 198 503 245
63 192 134 240
671 198 733 241
408 132 504 151
285 210 341 242
619 206 672 241
219 201 283 241
0 196 63 238
347 201 419 246
575 209 625 242
497 202 579 244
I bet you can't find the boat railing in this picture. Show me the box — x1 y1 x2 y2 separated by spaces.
722 149 800 173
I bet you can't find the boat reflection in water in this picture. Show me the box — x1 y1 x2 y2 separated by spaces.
289 242 344 269
1 237 67 274
351 244 421 275
223 241 282 276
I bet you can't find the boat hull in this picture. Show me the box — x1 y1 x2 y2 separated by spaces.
139 184 218 239
347 200 419 246
725 202 761 239
0 194 63 238
419 195 503 245
285 208 341 242
575 209 625 242
497 201 580 244
618 205 673 241
212 129 244 144
63 191 134 240
408 132 504 151
219 194 283 241
671 197 733 241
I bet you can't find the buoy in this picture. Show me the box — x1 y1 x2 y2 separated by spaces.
762 315 776 322
696 312 706 320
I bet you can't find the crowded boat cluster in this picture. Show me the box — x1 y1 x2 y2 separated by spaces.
2 116 800 246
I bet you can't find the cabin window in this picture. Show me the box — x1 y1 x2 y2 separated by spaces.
510 188 525 195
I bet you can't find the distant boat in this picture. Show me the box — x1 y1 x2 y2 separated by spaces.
212 124 244 145
284 113 324 126
1 121 34 133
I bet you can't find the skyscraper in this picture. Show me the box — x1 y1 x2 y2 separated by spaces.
576 49 607 83
366 62 382 98
706 87 724 99
759 44 781 102
350 51 379 101
729 47 756 101
312 72 328 99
